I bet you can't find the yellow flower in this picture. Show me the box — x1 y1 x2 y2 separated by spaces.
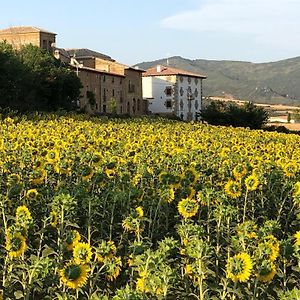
60 261 89 289
66 230 81 251
26 189 38 199
283 161 298 177
50 211 58 227
16 205 32 228
257 260 276 283
105 256 122 281
224 180 242 198
294 231 300 246
233 164 247 180
226 252 253 282
96 240 117 263
6 232 27 259
177 198 199 219
135 206 144 218
293 182 300 197
244 174 259 191
73 242 93 264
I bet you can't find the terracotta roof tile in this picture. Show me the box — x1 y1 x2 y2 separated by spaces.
143 65 206 78
0 26 56 35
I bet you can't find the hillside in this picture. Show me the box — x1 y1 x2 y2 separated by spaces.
135 56 300 105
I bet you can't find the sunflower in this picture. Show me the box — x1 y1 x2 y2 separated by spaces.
81 165 94 181
177 198 199 219
226 252 253 282
224 180 242 199
96 240 117 263
16 205 32 228
135 206 144 218
6 232 27 259
73 242 93 264
30 168 46 185
257 260 276 283
283 161 298 177
46 149 60 164
293 182 300 197
66 230 81 251
8 173 21 184
60 261 89 289
233 164 247 180
105 256 122 281
244 174 259 191
294 231 300 246
26 188 38 199
122 216 141 234
50 211 58 227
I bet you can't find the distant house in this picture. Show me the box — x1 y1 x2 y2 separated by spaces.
142 65 206 120
0 26 56 51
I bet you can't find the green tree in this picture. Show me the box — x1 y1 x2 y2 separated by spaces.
200 101 269 129
0 42 82 111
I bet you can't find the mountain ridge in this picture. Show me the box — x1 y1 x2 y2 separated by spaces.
135 56 300 105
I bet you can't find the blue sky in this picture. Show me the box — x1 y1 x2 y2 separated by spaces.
1 0 300 66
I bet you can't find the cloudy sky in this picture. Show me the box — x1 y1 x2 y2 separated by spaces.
1 0 299 65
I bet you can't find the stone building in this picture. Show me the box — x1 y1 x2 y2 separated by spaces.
0 26 56 51
64 48 146 115
143 65 206 120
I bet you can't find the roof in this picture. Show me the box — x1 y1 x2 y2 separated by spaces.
0 26 56 35
66 48 114 62
143 65 206 78
70 65 125 77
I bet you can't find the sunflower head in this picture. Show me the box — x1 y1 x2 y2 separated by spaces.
226 252 253 282
6 231 27 259
60 261 89 289
73 242 93 264
224 180 242 199
65 230 81 251
15 205 32 228
256 260 276 283
177 198 199 219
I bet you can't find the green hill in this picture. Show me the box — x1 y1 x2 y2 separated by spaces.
135 56 300 105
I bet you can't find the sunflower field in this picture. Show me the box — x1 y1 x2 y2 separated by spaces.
0 114 300 300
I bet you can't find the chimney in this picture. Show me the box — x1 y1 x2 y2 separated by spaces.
157 65 162 72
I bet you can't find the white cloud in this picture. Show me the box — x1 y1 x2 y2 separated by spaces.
161 0 300 45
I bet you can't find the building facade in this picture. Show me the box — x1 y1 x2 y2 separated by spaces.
143 65 206 120
0 26 56 51
64 49 146 115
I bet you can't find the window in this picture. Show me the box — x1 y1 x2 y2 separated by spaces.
165 86 172 96
42 39 47 49
48 41 52 50
195 78 199 85
112 89 115 97
194 88 198 97
103 89 106 102
165 100 172 109
120 106 123 113
195 100 199 110
103 104 106 113
137 99 141 111
188 77 191 84
103 75 106 82
128 81 135 93
180 87 184 96
112 76 114 83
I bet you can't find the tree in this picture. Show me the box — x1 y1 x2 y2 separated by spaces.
200 101 269 129
0 42 82 111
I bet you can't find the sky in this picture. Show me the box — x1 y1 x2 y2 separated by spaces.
1 0 300 66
